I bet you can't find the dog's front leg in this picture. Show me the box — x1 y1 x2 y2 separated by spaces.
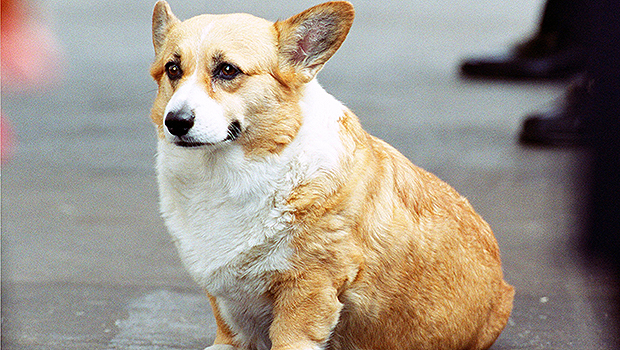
269 273 343 350
205 293 239 350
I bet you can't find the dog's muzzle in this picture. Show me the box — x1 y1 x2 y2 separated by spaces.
165 110 241 147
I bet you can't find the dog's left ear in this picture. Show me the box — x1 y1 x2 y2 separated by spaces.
275 1 354 84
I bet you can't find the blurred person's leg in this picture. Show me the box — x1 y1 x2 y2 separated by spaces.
581 0 620 271
581 0 620 344
517 0 620 148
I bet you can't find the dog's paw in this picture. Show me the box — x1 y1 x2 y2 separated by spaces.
204 345 236 350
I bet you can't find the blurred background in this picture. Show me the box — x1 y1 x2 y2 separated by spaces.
2 0 617 349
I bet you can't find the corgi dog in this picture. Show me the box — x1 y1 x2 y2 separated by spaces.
149 2 514 350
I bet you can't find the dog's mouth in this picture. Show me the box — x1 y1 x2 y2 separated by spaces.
172 121 242 148
173 138 213 148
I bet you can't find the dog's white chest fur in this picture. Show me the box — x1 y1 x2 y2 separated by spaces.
156 80 345 348
157 142 296 289
157 145 293 348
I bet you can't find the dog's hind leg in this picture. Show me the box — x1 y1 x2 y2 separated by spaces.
473 281 515 350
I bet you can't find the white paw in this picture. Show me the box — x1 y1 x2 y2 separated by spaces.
204 345 236 350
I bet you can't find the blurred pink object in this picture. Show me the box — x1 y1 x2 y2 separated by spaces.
1 0 65 89
1 0 65 162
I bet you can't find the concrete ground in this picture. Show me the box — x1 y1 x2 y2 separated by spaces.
2 0 618 349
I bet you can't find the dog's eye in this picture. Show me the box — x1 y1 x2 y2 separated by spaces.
216 63 240 80
165 62 183 80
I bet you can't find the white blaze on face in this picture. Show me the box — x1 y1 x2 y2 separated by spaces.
163 71 230 146
200 22 215 43
162 21 232 146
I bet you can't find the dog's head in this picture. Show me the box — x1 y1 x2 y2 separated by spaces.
149 1 354 155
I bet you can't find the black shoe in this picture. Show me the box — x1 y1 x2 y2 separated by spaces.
519 79 590 147
519 107 583 146
460 32 585 80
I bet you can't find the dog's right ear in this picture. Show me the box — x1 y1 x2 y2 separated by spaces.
152 1 180 55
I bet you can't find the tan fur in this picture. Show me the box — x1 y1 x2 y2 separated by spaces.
281 109 513 350
150 2 513 350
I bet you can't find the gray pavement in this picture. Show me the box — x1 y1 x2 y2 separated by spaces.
2 0 617 349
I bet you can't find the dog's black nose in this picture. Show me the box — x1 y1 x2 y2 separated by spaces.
165 111 195 136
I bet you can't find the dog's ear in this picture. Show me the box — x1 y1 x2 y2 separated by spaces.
152 1 180 55
275 1 354 84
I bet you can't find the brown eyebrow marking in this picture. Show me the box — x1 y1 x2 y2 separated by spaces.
211 51 225 66
170 52 181 62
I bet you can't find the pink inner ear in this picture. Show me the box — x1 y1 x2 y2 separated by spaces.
290 17 334 65
291 36 310 63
